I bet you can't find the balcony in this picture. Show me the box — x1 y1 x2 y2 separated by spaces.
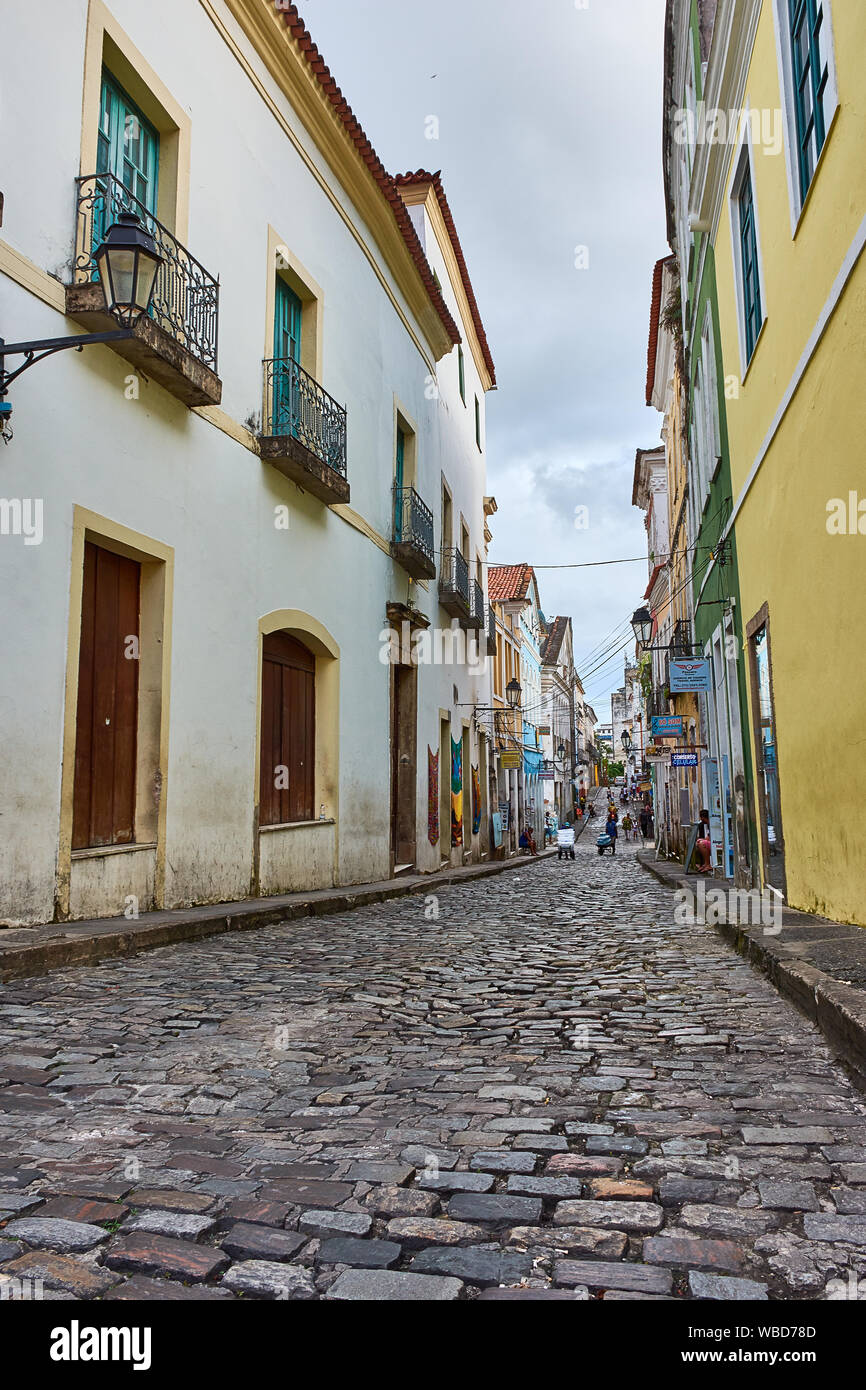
465 579 485 632
259 357 349 506
439 547 470 622
391 486 435 580
671 619 693 659
66 173 221 407
486 604 497 656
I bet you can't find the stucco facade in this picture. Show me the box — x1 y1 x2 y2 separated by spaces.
0 0 495 924
694 0 866 922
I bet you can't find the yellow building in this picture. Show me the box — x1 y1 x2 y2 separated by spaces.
690 0 866 922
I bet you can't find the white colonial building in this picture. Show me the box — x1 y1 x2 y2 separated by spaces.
0 0 496 925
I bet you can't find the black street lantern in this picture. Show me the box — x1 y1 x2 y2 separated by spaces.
506 678 521 710
0 211 163 431
557 742 566 762
631 606 654 648
95 212 161 328
621 730 632 753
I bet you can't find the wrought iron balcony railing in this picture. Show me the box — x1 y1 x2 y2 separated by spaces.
263 357 347 478
468 579 485 629
74 173 220 371
439 547 470 611
671 619 693 659
486 603 497 655
393 485 435 567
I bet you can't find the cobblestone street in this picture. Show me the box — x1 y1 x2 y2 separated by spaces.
2 829 865 1302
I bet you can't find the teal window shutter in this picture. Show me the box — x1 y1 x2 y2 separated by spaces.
394 428 406 541
274 278 304 437
738 166 763 361
789 0 830 199
98 70 159 215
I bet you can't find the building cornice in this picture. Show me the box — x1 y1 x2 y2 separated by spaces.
689 0 762 240
395 178 495 391
215 0 457 363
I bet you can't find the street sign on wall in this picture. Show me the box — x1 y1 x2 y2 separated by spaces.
671 751 698 767
669 659 712 693
651 715 683 737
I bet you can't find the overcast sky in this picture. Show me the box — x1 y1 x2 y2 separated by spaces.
301 0 668 719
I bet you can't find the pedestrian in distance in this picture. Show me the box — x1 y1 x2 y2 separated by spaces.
622 811 633 841
605 812 619 855
639 806 650 842
695 809 713 873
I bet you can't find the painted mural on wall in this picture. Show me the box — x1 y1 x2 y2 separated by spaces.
427 748 439 846
451 736 463 847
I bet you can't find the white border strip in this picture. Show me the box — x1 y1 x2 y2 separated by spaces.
699 207 866 600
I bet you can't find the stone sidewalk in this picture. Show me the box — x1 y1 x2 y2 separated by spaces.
637 852 866 1086
1 830 865 1301
0 847 556 983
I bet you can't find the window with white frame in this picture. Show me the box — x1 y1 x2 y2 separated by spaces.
773 0 839 224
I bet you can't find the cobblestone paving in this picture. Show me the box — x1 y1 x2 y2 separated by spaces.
2 820 865 1301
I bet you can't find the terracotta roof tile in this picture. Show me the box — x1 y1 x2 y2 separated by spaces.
541 615 569 666
274 5 462 354
394 170 496 385
488 563 533 604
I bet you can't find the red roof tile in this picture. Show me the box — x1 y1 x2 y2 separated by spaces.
394 171 496 386
646 257 667 406
274 5 463 355
541 616 569 666
488 563 533 604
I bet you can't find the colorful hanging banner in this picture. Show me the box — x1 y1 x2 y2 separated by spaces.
427 747 439 845
451 736 463 847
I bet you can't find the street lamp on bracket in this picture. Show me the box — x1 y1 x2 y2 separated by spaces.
0 212 162 436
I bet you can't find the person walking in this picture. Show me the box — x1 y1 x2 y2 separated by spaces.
639 804 650 843
605 811 619 855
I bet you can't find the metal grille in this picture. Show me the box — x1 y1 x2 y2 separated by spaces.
264 357 347 477
441 547 470 605
74 173 219 372
393 486 434 564
471 580 485 625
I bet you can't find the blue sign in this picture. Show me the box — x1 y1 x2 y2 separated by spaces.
669 659 712 693
671 752 699 768
652 715 683 738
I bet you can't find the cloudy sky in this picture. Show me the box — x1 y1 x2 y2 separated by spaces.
301 0 669 718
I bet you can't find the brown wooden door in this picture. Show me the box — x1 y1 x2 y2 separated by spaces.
260 632 315 826
72 542 140 849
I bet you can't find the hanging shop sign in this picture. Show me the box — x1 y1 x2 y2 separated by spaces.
671 751 699 768
499 752 521 769
540 770 555 780
645 746 672 761
651 715 683 738
669 659 712 693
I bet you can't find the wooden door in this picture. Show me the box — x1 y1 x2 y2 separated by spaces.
260 632 315 826
72 542 140 849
